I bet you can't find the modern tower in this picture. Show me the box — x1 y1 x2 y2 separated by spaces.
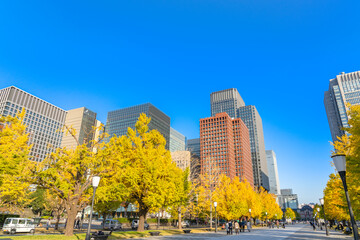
169 127 186 152
237 105 269 191
324 71 360 142
211 88 245 118
0 86 67 162
61 107 98 149
106 103 171 149
266 150 281 195
187 138 200 158
200 112 253 186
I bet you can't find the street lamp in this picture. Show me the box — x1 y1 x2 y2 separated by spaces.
319 198 329 236
265 212 268 227
249 209 252 225
214 202 218 232
86 176 101 240
331 154 359 240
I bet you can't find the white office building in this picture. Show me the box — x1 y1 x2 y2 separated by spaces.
266 150 281 195
0 86 67 162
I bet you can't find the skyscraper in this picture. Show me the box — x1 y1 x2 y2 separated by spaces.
61 107 98 149
200 112 253 186
211 88 245 118
324 71 360 142
106 103 171 149
237 105 269 191
209 88 269 190
169 127 186 152
187 138 200 158
0 86 67 162
266 150 280 195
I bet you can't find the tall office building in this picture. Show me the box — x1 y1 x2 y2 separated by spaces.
266 150 281 195
187 138 200 158
106 103 171 149
61 107 98 149
237 105 269 191
0 86 67 162
324 71 360 142
211 88 245 118
200 112 253 186
169 127 186 152
187 138 201 181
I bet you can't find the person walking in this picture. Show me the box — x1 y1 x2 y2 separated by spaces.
234 220 240 234
228 220 233 235
247 218 251 232
46 219 51 231
276 220 279 229
226 221 229 235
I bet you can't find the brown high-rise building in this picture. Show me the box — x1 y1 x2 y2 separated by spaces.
200 112 253 186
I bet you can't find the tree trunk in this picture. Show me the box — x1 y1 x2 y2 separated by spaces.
138 206 148 232
210 206 213 229
65 204 78 236
102 213 106 229
178 207 182 230
54 214 60 230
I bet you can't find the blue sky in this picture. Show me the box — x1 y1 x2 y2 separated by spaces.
1 0 359 204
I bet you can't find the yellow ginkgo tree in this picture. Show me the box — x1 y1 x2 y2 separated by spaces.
113 113 183 232
0 111 33 211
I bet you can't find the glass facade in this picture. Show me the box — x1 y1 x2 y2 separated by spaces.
0 86 67 162
187 138 200 158
169 127 186 152
106 103 170 149
211 88 245 118
237 105 269 191
324 71 360 142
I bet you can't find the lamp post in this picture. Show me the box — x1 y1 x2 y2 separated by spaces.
249 209 252 225
319 198 329 236
332 154 359 240
86 176 101 240
265 212 268 227
214 202 218 232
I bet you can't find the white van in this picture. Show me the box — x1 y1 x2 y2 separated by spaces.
103 219 122 230
3 218 36 234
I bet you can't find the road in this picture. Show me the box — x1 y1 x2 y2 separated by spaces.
131 224 353 240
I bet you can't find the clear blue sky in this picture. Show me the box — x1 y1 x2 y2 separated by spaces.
1 0 359 204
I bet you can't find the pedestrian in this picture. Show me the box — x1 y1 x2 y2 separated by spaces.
235 220 240 234
226 221 229 235
242 219 246 232
276 220 279 229
228 220 233 235
46 218 51 230
75 218 80 229
247 219 251 232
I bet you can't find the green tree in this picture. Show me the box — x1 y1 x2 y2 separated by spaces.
113 113 182 232
0 111 33 211
28 188 48 216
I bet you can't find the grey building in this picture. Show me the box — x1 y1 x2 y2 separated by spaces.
187 138 200 158
324 71 360 142
277 189 299 210
169 127 186 152
186 138 201 180
61 107 98 149
211 88 245 118
266 150 281 195
0 86 67 162
237 105 269 191
106 103 171 149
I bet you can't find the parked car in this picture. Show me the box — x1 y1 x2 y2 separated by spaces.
2 218 36 235
177 220 190 228
103 219 122 231
131 220 149 230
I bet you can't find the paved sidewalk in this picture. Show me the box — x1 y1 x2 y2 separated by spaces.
130 224 353 240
